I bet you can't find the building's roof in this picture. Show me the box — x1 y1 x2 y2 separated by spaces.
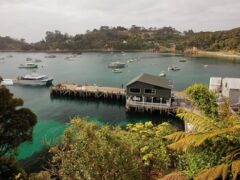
210 77 222 86
222 78 240 89
126 73 172 89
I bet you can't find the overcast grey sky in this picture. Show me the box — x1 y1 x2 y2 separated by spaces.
1 0 240 42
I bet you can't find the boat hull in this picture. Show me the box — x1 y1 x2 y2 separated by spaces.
14 79 53 86
18 66 38 69
108 64 125 68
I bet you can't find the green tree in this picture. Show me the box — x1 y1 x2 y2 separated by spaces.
0 85 37 179
184 83 218 118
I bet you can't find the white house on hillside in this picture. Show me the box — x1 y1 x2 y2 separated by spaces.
222 78 240 104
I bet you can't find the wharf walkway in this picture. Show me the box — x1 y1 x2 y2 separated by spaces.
50 83 126 101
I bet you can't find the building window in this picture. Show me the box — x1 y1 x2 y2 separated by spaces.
144 89 156 95
130 88 141 93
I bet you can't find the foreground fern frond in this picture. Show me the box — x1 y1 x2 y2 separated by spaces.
165 125 240 152
177 109 219 132
195 163 228 180
195 160 240 180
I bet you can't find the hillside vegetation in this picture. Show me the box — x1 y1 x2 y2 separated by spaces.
1 26 240 52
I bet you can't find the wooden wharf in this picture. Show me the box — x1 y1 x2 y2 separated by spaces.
50 84 192 114
50 83 126 101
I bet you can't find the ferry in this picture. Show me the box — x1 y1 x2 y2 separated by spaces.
108 61 126 68
19 63 38 69
15 74 53 86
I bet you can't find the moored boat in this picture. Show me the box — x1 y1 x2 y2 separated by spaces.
0 79 14 86
159 72 166 77
179 59 186 62
34 59 42 62
18 63 38 69
45 55 56 58
14 74 53 86
168 66 181 71
127 59 135 63
108 61 126 68
112 69 123 73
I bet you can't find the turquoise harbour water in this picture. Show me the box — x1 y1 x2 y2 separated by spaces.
0 52 240 159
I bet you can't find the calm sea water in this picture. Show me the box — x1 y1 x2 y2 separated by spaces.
0 52 240 159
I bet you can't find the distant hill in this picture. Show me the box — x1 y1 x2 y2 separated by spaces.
0 36 30 51
0 26 240 52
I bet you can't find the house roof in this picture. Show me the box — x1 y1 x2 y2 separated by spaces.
126 73 172 89
222 78 240 89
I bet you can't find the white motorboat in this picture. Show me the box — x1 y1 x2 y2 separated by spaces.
108 61 126 68
14 74 53 86
159 72 166 77
112 69 123 73
19 63 38 69
127 59 135 63
168 66 181 71
0 79 14 86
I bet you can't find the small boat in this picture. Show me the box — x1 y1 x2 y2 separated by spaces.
108 61 126 68
127 59 135 63
26 58 32 61
179 59 186 62
6 55 13 58
34 59 42 62
112 69 123 73
45 55 56 58
0 79 14 86
14 74 53 86
204 64 208 68
159 72 166 77
168 66 181 71
18 63 38 69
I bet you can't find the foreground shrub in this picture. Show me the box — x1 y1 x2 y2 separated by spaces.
42 118 176 180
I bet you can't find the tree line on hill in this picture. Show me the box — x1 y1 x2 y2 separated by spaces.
0 25 240 52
